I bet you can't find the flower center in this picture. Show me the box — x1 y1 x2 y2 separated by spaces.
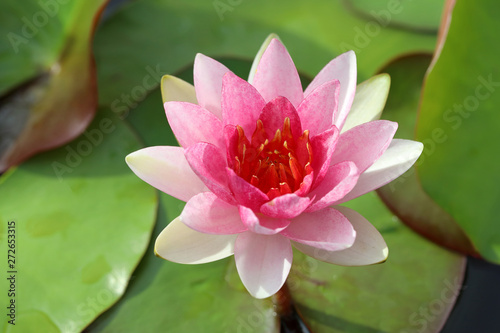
233 117 313 200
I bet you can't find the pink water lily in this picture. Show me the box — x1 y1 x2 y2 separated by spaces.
126 36 423 299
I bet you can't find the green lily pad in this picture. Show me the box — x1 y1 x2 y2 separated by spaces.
292 192 465 333
0 0 107 171
0 110 157 332
87 194 280 332
88 65 465 331
415 0 500 263
376 54 478 257
94 0 439 107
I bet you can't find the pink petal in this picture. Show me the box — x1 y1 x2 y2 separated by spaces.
181 192 247 234
305 51 357 129
164 101 224 150
221 72 266 135
194 54 231 119
239 205 290 235
155 217 237 264
260 193 311 219
251 39 303 108
329 120 398 174
248 33 280 84
184 143 235 204
336 139 423 204
226 168 268 210
298 80 340 136
234 232 292 298
306 161 359 212
258 96 302 139
126 146 207 202
294 173 314 197
292 206 388 266
310 125 340 188
281 207 355 251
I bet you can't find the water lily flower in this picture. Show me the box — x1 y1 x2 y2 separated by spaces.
126 35 423 299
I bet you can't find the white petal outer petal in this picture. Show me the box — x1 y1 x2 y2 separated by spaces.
336 139 424 204
125 146 208 202
235 232 292 299
161 75 197 104
305 50 357 129
342 74 391 133
248 33 280 84
292 206 388 266
155 217 237 264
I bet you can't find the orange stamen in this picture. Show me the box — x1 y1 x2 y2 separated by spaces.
233 117 313 196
